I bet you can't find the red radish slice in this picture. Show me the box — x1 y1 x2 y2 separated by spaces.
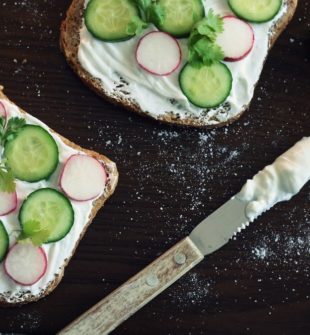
60 154 107 201
216 16 254 62
4 243 47 286
0 102 7 120
136 31 182 76
0 191 17 216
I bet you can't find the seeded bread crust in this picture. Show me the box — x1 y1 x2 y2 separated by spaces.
60 0 298 128
0 87 119 307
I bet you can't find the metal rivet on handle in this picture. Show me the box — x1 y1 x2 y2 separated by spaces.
174 253 186 265
146 274 159 287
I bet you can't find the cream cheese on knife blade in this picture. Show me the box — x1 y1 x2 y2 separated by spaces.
77 0 287 125
237 137 310 222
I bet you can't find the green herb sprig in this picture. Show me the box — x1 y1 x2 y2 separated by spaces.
127 0 165 36
188 9 224 67
126 16 148 36
0 116 26 192
18 220 51 247
0 116 26 146
0 161 15 193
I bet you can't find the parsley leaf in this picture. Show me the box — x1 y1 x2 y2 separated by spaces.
0 162 15 193
18 220 51 247
188 10 224 67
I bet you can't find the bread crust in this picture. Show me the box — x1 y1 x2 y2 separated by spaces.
0 87 119 307
60 0 298 128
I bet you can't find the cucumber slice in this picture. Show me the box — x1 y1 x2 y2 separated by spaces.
228 0 282 23
0 221 9 262
156 0 204 37
85 0 140 42
4 125 59 183
179 62 232 108
19 188 74 244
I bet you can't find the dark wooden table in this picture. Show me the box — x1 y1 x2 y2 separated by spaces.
0 1 309 334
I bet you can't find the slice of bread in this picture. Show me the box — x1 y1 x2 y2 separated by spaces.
0 87 118 306
60 0 298 128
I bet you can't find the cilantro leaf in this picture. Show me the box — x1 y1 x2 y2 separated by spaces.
131 0 165 27
0 162 15 193
0 116 5 130
0 117 5 145
127 16 148 36
188 10 224 67
189 38 224 67
146 3 165 26
2 117 26 144
132 0 151 22
18 220 51 247
196 9 224 42
0 116 25 192
133 0 151 13
0 116 6 141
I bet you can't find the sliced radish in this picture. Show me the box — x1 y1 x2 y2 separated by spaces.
216 16 254 62
4 243 47 286
0 101 7 120
136 31 181 76
60 154 107 201
0 191 17 216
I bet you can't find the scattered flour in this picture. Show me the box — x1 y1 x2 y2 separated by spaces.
0 0 309 333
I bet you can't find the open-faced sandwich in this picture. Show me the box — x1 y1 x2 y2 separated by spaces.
61 0 298 127
0 88 118 306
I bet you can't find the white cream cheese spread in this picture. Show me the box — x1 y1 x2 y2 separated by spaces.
237 137 310 222
78 0 287 125
0 99 114 302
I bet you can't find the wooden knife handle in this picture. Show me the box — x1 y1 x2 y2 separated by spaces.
58 237 204 335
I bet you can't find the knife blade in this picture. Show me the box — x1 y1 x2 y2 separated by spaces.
190 196 249 255
59 137 310 335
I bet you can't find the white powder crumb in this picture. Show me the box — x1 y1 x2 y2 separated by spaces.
253 247 268 260
9 311 41 331
157 130 179 140
169 272 212 306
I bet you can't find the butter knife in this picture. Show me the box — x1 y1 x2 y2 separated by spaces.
59 137 310 335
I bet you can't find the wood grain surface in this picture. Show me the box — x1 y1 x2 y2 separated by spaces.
0 1 309 334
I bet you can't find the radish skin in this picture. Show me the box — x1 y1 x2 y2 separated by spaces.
0 191 17 216
4 243 47 286
60 154 107 201
136 31 182 76
216 16 254 62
